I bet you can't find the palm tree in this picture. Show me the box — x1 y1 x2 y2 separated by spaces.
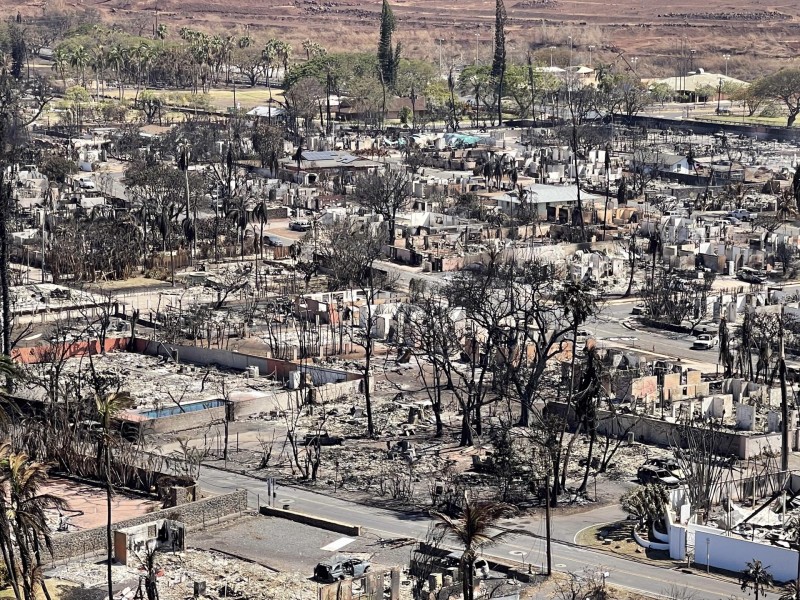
276 40 292 80
90 44 106 99
781 580 800 600
107 43 126 100
0 444 67 600
69 44 89 88
51 47 69 88
95 391 134 600
252 198 270 259
433 497 514 600
785 517 800 599
133 42 155 100
740 559 773 600
156 24 167 40
262 40 279 103
227 197 253 260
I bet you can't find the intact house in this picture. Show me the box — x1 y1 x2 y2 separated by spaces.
647 153 693 176
278 150 382 186
495 184 604 222
338 96 428 122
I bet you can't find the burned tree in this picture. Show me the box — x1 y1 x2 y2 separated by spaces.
0 69 51 355
318 219 394 438
641 267 715 330
353 168 409 245
671 417 735 523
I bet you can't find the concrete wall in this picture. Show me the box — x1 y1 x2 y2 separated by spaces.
141 405 228 434
550 401 790 459
135 339 362 386
50 489 247 562
13 336 130 364
137 386 356 434
259 505 361 536
693 524 798 582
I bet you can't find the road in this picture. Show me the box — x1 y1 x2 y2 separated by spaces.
198 465 745 599
587 298 720 372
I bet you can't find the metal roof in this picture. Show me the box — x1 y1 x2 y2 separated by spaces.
514 184 602 204
246 106 285 117
301 151 360 164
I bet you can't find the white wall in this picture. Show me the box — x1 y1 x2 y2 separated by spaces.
693 524 798 582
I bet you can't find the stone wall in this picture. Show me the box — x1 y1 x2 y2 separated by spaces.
49 489 247 562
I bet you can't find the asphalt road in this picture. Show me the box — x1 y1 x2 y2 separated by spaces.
588 298 721 372
197 465 747 599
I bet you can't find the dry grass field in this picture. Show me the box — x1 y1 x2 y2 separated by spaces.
21 0 800 79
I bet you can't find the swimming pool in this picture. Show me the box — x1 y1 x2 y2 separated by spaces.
139 399 225 419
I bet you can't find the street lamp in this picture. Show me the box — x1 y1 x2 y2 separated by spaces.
549 46 556 68
717 76 723 113
568 36 573 68
475 32 480 65
631 56 639 75
588 45 595 67
723 53 731 77
438 39 444 77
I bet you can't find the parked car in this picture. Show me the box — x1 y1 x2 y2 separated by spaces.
314 557 371 582
303 431 344 446
737 267 767 284
723 215 741 226
692 334 719 350
636 464 680 488
77 177 96 190
289 219 312 232
631 303 645 316
729 209 755 222
473 559 490 579
643 458 684 481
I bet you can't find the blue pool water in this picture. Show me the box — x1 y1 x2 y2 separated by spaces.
139 399 225 419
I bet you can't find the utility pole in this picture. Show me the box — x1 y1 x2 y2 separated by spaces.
603 145 610 241
545 470 552 576
781 303 790 472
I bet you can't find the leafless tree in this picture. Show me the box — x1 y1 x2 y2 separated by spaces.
552 567 610 600
671 417 735 523
318 219 396 437
282 394 328 481
641 267 715 331
409 524 447 600
353 168 409 245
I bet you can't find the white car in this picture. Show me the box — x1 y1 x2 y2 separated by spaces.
729 209 755 222
692 334 719 350
78 177 96 190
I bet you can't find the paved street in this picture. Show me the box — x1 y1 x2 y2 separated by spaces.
589 298 721 372
197 465 747 599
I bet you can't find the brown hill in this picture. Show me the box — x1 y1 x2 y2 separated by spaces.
22 0 800 79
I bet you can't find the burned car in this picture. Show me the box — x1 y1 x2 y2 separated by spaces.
314 556 371 582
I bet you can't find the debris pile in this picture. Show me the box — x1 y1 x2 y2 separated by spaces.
151 549 318 600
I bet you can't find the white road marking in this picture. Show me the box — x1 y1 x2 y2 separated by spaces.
321 537 355 552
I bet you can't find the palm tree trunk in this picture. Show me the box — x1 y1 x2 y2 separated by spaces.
31 536 53 600
0 190 11 356
0 501 22 600
579 427 596 492
106 446 114 600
